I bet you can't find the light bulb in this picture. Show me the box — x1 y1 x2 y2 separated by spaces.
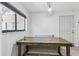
48 7 52 12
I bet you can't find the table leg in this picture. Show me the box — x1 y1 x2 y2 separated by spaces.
66 46 70 56
58 46 62 56
18 44 21 56
26 45 29 52
23 45 29 56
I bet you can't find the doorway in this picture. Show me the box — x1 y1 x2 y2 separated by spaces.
59 15 75 45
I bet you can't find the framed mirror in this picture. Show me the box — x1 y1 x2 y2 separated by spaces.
0 2 26 33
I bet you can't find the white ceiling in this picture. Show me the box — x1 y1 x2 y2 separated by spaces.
21 2 79 13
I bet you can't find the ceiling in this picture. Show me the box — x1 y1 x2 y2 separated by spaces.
21 2 79 13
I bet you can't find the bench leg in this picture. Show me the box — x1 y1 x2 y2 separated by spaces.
23 45 29 56
18 44 21 56
58 46 62 56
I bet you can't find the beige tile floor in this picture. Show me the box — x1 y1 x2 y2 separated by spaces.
61 47 79 56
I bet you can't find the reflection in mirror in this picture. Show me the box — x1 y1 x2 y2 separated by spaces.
2 11 15 30
16 14 25 30
0 3 26 33
0 3 15 31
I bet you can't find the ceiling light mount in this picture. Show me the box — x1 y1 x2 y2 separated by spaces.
47 2 52 12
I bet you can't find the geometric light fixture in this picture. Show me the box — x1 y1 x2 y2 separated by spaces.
48 7 52 12
47 2 52 12
47 2 54 16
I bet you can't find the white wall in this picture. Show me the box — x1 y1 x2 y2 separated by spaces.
29 11 79 47
0 4 3 56
2 2 30 56
30 12 59 37
0 14 2 56
2 32 26 56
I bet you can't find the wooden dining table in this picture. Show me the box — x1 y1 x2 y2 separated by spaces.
16 37 72 56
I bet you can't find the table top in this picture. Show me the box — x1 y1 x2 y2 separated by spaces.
16 37 72 46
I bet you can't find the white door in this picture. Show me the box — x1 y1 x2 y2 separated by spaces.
59 15 74 44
